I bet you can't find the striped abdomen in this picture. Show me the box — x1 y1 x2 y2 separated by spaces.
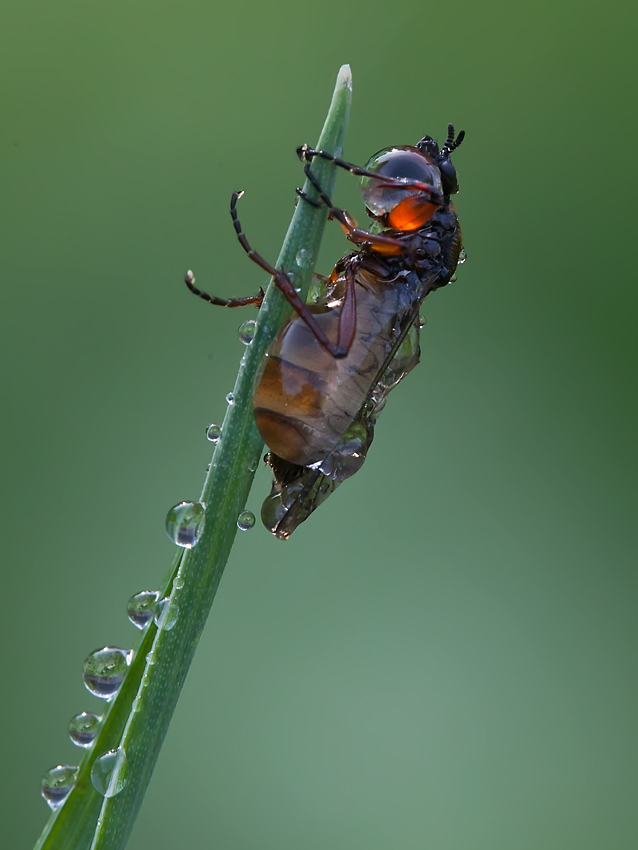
253 271 406 467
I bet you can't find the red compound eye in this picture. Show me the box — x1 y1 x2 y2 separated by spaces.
360 146 443 231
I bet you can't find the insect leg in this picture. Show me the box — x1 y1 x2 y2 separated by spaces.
297 145 382 180
230 190 352 358
297 144 443 202
184 270 264 308
299 164 405 256
336 259 357 354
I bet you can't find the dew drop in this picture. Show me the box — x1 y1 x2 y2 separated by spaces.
126 590 159 629
205 423 222 443
237 510 255 531
173 575 185 590
296 248 312 267
226 392 235 406
450 272 457 283
418 313 427 329
154 597 179 630
458 248 467 264
237 319 256 345
41 765 78 809
68 712 101 748
146 651 156 665
165 501 205 548
90 747 129 798
82 647 132 699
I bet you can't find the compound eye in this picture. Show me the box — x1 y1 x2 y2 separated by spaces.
438 158 459 195
360 146 443 227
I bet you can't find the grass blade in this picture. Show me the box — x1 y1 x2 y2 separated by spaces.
33 64 352 850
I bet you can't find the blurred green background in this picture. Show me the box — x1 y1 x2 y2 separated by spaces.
1 0 637 847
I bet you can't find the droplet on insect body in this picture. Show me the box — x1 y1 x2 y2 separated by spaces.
126 590 159 629
90 747 129 798
205 423 222 443
165 501 205 548
237 320 256 345
458 248 467 264
82 647 133 699
68 712 101 748
237 510 255 531
41 765 78 809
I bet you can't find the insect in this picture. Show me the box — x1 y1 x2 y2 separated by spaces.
185 124 465 538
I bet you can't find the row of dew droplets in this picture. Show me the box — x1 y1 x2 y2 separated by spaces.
41 644 134 809
167 313 262 549
42 309 261 810
41 746 128 808
41 584 172 808
82 648 133 800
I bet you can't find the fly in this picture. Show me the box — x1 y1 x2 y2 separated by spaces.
185 123 465 538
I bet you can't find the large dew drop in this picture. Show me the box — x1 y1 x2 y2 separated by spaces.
205 423 222 444
82 647 132 699
41 765 78 809
154 597 179 630
127 590 159 629
68 712 101 748
237 320 256 345
165 501 205 548
90 747 129 798
237 510 256 531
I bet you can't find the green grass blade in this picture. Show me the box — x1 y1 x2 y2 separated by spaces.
33 64 352 850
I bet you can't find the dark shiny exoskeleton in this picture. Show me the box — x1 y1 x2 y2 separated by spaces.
185 124 465 538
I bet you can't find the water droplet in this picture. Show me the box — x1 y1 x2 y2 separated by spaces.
237 319 256 345
173 575 185 590
458 248 467 264
226 392 235 406
237 510 255 531
205 423 222 443
126 590 159 629
68 712 101 748
91 747 129 798
82 647 132 699
146 651 156 665
418 314 427 329
41 765 78 809
165 501 205 548
154 597 179 630
296 248 312 267
248 456 259 473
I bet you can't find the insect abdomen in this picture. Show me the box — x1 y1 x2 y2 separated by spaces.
253 275 402 467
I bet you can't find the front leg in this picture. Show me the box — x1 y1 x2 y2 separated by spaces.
298 163 405 257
